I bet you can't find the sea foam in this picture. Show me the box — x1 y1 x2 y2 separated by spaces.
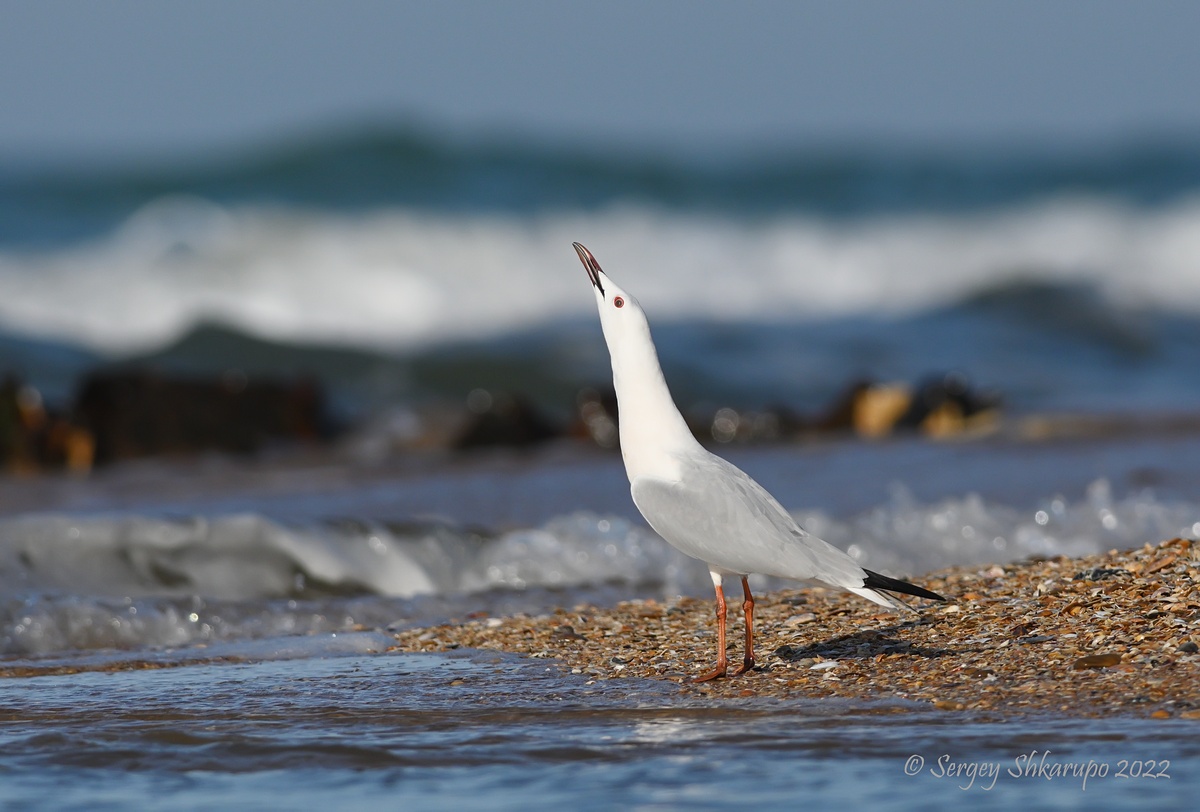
2 195 1200 354
3 482 1195 655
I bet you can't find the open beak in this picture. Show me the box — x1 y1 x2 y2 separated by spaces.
573 242 605 297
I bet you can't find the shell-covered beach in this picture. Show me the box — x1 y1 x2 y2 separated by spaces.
393 536 1200 717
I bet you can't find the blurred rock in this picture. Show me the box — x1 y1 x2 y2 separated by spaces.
571 386 620 449
895 372 1002 438
73 368 331 466
1 376 30 469
807 378 873 433
452 388 561 450
849 384 914 438
0 375 93 475
566 372 1003 450
706 405 799 444
3 364 1007 471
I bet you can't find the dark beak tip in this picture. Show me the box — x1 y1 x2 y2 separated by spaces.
572 241 605 295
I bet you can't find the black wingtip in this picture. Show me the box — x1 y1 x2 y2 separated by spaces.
862 568 947 602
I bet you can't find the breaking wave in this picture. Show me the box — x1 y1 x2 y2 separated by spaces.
3 481 1196 656
3 195 1200 354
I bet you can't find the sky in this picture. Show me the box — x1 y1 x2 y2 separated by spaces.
2 0 1200 162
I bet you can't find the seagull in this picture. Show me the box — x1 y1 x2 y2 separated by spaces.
573 242 946 682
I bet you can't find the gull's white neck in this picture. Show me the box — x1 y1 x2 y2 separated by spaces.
603 315 699 483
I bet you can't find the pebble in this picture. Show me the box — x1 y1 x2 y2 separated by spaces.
1073 568 1129 582
1071 653 1123 669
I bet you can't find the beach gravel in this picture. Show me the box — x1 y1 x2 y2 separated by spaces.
391 536 1200 717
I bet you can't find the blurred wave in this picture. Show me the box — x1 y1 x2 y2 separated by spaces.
5 126 1200 246
5 194 1200 347
3 482 1196 655
3 194 1200 413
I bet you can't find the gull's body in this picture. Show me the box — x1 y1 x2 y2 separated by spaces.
574 242 944 681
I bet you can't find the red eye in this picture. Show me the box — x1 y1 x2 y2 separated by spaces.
613 296 624 308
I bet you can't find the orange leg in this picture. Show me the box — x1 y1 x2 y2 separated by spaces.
693 582 729 682
731 576 756 676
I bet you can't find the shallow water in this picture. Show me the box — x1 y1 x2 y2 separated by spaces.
1 642 1196 811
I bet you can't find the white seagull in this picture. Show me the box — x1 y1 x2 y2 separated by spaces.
574 242 945 682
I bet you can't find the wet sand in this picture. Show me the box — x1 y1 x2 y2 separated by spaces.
392 537 1200 718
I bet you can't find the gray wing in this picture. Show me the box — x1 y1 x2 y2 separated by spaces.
631 451 868 589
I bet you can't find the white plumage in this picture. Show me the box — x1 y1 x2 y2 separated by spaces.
574 242 944 681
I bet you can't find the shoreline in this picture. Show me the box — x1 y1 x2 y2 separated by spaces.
391 536 1200 718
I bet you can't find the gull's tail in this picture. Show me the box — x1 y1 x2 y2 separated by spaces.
847 568 947 613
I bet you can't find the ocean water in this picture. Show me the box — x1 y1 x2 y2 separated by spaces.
2 128 1200 808
2 131 1200 415
3 646 1199 812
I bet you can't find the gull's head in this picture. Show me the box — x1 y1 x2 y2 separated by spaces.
573 242 647 339
573 242 691 460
